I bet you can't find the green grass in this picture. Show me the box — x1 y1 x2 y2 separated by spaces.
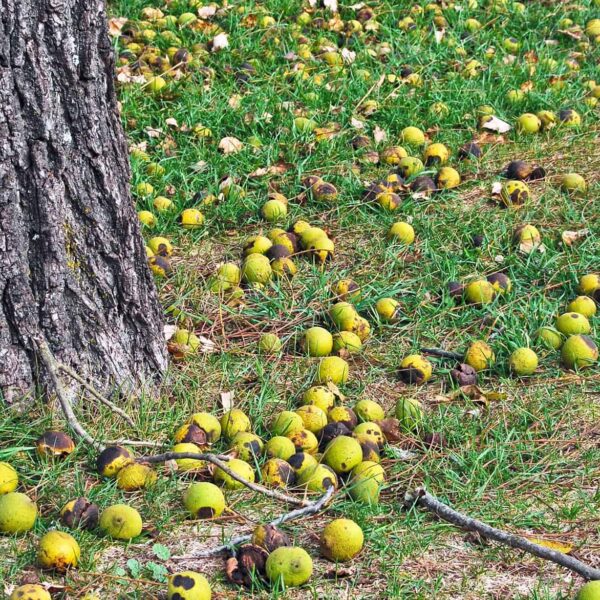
2 0 600 598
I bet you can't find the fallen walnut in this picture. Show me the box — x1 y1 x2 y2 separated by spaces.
450 363 478 387
226 544 269 587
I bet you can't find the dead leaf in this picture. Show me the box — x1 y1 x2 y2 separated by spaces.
228 94 242 109
108 17 128 37
198 336 216 353
341 48 356 64
481 116 512 134
191 160 208 173
164 325 177 341
323 566 356 579
314 123 341 142
519 240 546 255
520 80 534 92
373 125 387 144
115 66 146 85
526 538 573 554
145 127 164 139
562 229 590 246
491 181 503 195
434 28 445 44
197 5 217 19
448 385 506 407
165 117 179 129
211 32 229 51
248 161 291 178
350 116 366 129
326 382 346 403
218 136 243 154
167 342 189 362
220 391 235 412
558 28 583 41
324 0 338 11
375 418 403 443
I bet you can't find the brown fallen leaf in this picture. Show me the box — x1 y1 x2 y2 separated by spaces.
562 229 590 246
314 123 341 142
218 136 243 154
448 385 507 406
248 161 291 178
108 17 128 37
326 382 346 403
323 566 357 579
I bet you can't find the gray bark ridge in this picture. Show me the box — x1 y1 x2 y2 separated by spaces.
0 0 167 407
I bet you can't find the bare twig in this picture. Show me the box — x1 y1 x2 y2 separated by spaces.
420 347 463 361
105 439 165 448
406 488 600 581
58 363 136 427
173 485 335 560
140 452 307 507
34 337 105 451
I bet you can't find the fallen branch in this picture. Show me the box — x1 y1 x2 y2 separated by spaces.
173 485 335 560
405 487 600 581
420 347 463 361
140 452 307 507
34 337 105 451
57 363 136 427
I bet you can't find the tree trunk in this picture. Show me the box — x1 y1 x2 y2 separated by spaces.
0 0 167 408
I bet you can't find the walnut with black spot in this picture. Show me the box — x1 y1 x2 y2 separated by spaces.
318 422 352 451
60 497 99 530
36 431 75 458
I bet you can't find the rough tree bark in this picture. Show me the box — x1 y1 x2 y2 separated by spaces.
0 0 167 408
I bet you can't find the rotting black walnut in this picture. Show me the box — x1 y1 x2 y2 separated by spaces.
458 142 481 160
450 363 478 386
471 234 485 248
447 281 465 300
36 431 75 458
226 544 269 587
410 175 436 194
60 497 100 530
266 244 291 261
318 422 352 451
351 135 371 149
175 423 208 447
505 160 545 182
252 524 290 552
421 432 446 449
505 160 532 181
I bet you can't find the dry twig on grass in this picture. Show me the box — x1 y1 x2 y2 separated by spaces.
140 451 308 507
35 337 160 451
420 347 463 361
405 487 600 581
172 485 335 560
